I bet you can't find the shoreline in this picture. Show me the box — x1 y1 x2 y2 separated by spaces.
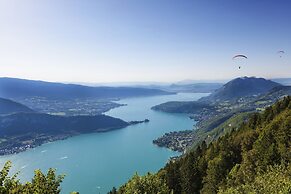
153 130 194 152
0 118 150 156
0 126 126 156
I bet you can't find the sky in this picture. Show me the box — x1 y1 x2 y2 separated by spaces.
0 0 291 83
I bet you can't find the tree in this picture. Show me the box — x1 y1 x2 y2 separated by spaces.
115 97 291 194
118 172 170 194
108 187 117 194
219 164 291 194
0 161 66 194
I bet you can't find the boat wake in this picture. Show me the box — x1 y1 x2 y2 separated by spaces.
20 165 28 169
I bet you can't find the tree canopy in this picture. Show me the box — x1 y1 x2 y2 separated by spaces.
113 96 291 194
0 161 66 194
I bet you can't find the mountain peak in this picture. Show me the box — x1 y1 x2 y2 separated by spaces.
201 77 281 102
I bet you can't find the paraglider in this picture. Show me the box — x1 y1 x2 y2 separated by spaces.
277 50 285 58
232 54 247 69
232 55 248 60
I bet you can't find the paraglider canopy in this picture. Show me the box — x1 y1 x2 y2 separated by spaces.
232 55 248 60
232 54 247 69
277 50 285 57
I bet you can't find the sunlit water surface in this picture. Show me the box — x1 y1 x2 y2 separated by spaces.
0 93 208 193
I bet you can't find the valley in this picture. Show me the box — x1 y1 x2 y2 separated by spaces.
152 77 291 152
0 92 206 193
0 77 178 156
1 1 290 193
13 97 124 116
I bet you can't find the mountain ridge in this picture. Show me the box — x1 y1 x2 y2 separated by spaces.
0 98 34 115
200 76 281 102
152 77 282 114
0 77 173 100
0 112 129 155
113 96 291 193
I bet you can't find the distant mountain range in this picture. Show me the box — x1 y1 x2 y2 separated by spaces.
271 78 291 86
0 77 172 100
0 98 34 115
166 83 223 93
200 77 281 102
152 77 290 114
174 79 226 85
130 83 223 93
173 77 291 86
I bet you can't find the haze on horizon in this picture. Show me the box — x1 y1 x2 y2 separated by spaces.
0 0 290 83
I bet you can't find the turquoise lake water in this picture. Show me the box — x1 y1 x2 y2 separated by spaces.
0 93 208 193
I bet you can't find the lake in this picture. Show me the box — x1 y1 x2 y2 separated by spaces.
0 93 208 193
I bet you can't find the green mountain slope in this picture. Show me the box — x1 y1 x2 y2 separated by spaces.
114 96 291 194
153 77 282 114
200 76 281 102
152 101 214 114
0 113 128 155
151 78 290 153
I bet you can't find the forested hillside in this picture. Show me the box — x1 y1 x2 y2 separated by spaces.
0 113 128 155
200 77 280 102
113 96 291 194
0 161 80 194
0 98 33 115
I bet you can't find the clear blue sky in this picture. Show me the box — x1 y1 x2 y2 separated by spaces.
0 0 290 83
